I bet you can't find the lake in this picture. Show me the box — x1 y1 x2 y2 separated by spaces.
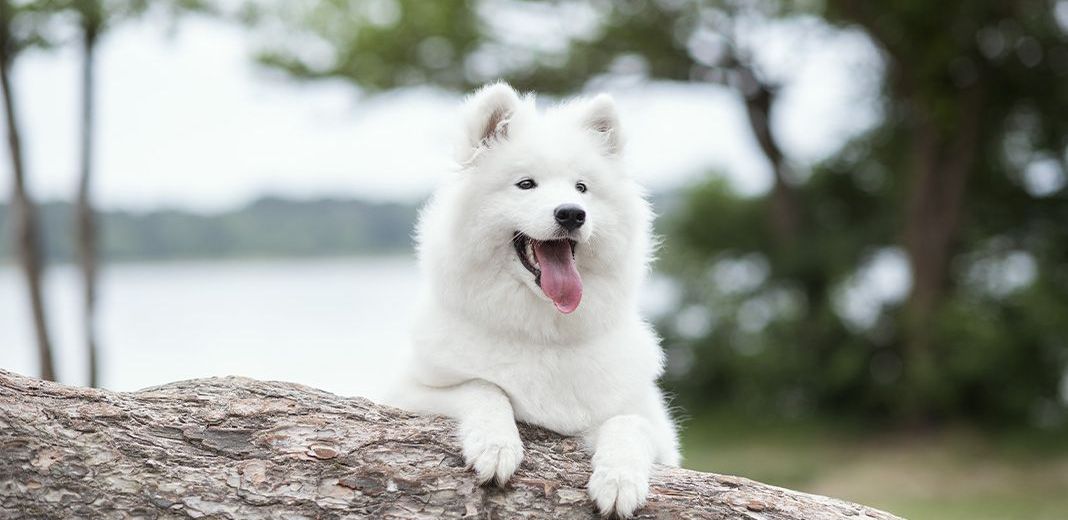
1 257 676 400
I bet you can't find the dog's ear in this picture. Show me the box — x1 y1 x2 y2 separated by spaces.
459 82 521 163
582 94 623 157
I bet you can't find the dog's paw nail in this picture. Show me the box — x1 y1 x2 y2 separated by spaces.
462 430 524 486
587 467 648 518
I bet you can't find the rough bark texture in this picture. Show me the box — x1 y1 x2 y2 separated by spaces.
0 370 902 519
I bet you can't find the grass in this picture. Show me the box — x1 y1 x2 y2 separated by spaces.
679 411 1068 520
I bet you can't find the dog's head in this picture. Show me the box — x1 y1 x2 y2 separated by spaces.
418 83 652 333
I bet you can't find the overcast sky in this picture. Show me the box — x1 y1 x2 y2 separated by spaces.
2 13 880 212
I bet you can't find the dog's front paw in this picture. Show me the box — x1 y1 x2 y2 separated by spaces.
460 423 524 486
587 464 649 518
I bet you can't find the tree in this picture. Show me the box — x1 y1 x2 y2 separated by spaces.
242 0 1068 424
47 0 209 387
72 0 107 389
0 368 902 519
0 0 56 382
245 0 804 244
56 0 143 389
77 1 101 390
663 0 1068 423
819 0 1068 421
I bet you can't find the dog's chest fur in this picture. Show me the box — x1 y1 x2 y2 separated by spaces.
412 315 663 436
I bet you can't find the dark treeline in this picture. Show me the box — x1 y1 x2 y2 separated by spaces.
0 196 420 263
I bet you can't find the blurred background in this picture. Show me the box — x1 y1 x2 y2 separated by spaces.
2 0 1067 518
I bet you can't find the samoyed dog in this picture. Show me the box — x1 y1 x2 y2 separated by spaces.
391 82 679 517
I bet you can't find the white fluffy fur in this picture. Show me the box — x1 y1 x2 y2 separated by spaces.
389 82 680 518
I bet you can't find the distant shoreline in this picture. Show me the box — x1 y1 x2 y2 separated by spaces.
0 196 420 264
0 250 417 268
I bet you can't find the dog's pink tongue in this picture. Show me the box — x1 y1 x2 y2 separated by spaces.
533 240 582 314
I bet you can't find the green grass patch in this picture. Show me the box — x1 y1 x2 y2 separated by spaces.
679 410 1068 520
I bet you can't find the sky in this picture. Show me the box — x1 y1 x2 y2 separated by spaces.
2 12 880 213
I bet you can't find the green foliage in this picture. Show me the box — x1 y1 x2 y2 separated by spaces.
658 163 898 420
37 0 214 37
248 0 481 90
244 0 789 94
247 0 1068 425
660 1 1068 424
0 0 65 55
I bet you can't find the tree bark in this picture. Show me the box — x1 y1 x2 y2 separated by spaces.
76 18 101 388
0 33 56 382
0 369 902 519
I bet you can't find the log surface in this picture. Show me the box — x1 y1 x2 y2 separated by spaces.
0 369 902 519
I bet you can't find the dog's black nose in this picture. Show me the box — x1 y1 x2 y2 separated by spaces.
554 204 586 231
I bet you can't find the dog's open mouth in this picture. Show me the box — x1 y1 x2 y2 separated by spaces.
514 232 582 314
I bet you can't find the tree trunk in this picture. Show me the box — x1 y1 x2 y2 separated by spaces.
76 22 101 388
0 50 56 382
735 62 802 247
900 87 983 418
830 0 986 419
0 369 902 520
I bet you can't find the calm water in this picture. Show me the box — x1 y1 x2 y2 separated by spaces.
1 258 676 400
0 257 421 400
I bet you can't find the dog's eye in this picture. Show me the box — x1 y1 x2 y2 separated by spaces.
575 182 588 193
515 179 537 190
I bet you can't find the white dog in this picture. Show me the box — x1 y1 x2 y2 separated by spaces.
391 82 680 518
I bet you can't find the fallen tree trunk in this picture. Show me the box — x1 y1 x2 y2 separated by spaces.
0 369 901 519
